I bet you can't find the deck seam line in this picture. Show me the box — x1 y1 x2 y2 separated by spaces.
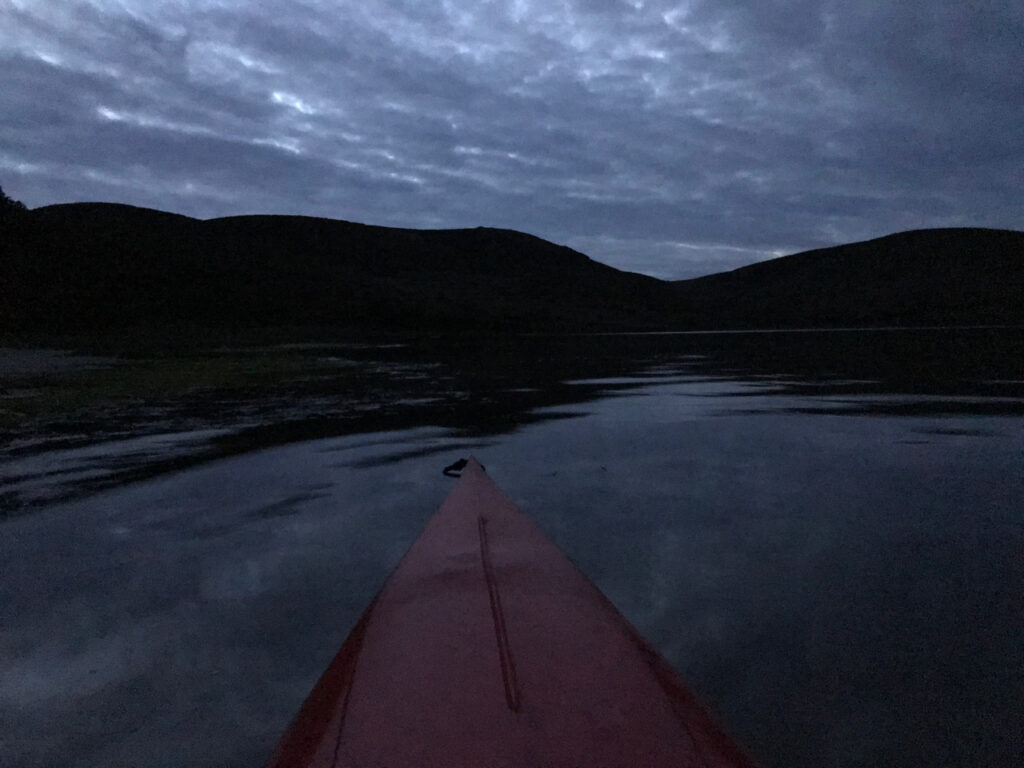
478 514 522 712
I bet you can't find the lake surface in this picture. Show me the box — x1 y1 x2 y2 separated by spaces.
2 329 1022 767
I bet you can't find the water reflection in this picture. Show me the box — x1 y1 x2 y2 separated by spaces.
4 328 1022 513
1 329 1023 767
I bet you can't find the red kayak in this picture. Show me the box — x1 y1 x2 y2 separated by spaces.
268 458 757 767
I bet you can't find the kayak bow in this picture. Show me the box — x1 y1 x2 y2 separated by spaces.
268 458 756 768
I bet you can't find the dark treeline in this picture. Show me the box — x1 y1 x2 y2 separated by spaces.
1 200 1021 341
0 185 28 218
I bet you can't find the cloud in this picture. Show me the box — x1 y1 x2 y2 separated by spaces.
1 0 1021 278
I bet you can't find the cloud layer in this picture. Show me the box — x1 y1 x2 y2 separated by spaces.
2 0 1021 277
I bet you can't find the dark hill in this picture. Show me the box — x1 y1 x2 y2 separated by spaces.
1 203 672 335
2 203 1021 338
672 228 1024 328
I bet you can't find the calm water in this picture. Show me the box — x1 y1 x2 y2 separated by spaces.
2 330 1022 767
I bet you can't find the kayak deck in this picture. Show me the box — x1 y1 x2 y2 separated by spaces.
269 458 756 768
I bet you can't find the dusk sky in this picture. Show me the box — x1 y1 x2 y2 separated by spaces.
2 1 1021 278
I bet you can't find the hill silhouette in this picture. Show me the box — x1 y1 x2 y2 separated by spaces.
1 203 671 335
672 228 1024 328
1 202 1021 338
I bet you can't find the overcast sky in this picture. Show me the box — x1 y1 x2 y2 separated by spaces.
1 1 1021 278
